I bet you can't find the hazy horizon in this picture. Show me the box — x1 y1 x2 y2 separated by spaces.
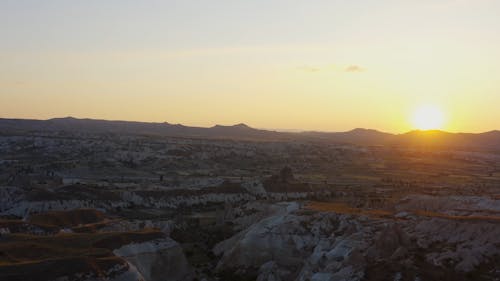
2 115 500 135
2 1 500 133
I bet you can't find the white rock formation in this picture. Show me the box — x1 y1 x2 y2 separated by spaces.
214 203 368 281
113 238 194 281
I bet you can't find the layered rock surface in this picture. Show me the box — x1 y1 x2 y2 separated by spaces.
214 201 500 281
114 238 194 281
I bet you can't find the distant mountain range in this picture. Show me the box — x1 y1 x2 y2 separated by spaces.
1 117 500 151
0 117 288 140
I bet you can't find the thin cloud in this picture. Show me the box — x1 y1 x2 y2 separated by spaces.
296 64 338 73
345 65 364 72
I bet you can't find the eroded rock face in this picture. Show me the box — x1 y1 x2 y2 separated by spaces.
366 223 411 260
0 186 25 212
113 238 194 281
410 218 500 272
214 201 500 281
214 203 370 281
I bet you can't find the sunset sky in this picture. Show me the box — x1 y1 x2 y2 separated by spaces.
1 0 500 133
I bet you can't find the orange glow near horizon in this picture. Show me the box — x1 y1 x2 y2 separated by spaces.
1 1 500 134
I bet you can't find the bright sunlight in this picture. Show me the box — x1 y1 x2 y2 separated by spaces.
412 105 445 130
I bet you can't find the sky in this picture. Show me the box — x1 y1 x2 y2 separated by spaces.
1 0 500 133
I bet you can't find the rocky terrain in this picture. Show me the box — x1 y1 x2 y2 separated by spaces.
0 124 499 280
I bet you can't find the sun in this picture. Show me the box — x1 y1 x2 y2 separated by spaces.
412 105 445 130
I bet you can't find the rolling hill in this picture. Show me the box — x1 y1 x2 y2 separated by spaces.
1 117 500 151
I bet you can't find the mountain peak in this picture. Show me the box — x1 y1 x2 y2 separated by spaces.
50 116 77 121
212 123 251 129
349 128 379 133
346 128 392 136
233 123 250 128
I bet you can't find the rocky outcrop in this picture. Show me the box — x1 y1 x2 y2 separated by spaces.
214 203 369 281
214 200 500 280
409 217 500 272
113 238 194 281
0 186 25 212
101 220 175 235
